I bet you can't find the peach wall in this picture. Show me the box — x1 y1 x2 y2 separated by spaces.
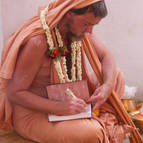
0 0 3 56
2 0 50 40
1 0 143 100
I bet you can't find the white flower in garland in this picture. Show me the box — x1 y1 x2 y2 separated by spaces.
76 41 82 81
55 27 72 82
71 42 77 81
54 60 65 83
40 7 54 50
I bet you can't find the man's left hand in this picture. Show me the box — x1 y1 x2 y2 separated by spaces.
87 83 113 110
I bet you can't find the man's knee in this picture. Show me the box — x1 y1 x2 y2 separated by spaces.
68 123 104 143
41 120 105 143
82 126 104 143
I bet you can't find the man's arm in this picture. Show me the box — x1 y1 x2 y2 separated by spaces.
7 35 86 115
87 34 116 109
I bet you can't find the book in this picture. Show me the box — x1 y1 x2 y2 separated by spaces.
46 80 92 122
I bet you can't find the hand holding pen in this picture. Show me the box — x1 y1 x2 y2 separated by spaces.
62 88 87 115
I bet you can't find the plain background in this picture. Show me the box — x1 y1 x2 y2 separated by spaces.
0 0 143 101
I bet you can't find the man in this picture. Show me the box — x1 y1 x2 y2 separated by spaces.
0 0 130 143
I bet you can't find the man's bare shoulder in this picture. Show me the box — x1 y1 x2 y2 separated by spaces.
87 33 106 49
25 34 48 54
87 33 99 44
86 33 109 59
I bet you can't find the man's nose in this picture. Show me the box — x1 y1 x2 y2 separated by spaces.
85 26 93 34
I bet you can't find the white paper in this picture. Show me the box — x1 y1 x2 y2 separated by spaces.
48 104 91 122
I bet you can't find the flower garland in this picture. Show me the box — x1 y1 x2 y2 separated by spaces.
76 41 82 81
71 41 77 81
40 7 82 83
55 27 72 82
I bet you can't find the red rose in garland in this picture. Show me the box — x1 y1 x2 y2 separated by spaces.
62 48 69 56
48 48 60 59
53 49 60 55
59 46 69 57
47 48 58 59
49 54 56 59
47 46 69 60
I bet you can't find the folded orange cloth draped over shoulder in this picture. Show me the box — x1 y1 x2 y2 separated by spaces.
0 0 142 143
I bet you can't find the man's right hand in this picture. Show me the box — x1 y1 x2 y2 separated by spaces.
59 98 87 116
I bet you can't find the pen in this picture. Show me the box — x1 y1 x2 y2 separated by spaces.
66 88 88 110
66 88 77 98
